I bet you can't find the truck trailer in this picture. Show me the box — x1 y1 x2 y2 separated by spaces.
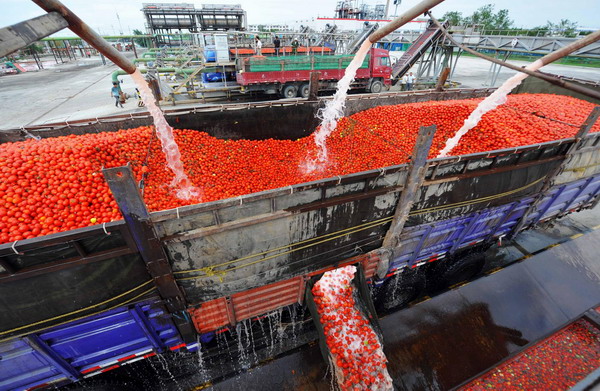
235 48 392 97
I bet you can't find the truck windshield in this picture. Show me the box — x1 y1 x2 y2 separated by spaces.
380 56 390 67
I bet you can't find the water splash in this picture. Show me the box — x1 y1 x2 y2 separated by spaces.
437 59 544 158
235 323 250 370
196 337 209 382
156 353 183 391
304 40 373 172
131 70 201 200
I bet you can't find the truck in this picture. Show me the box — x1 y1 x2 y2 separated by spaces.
235 47 393 98
1 82 600 390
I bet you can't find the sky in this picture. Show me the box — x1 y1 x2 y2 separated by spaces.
2 0 598 36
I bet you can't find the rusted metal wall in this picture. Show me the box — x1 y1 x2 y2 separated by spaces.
0 88 496 143
514 77 600 105
153 167 407 302
153 135 598 304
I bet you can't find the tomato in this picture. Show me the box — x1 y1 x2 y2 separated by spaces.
312 266 393 390
0 94 597 244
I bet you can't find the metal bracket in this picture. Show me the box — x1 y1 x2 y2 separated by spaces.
103 165 196 343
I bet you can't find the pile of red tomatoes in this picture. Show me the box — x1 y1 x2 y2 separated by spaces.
0 93 598 244
312 266 393 390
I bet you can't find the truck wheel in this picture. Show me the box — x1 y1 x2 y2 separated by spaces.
369 80 383 94
299 83 310 98
282 84 298 98
379 271 425 312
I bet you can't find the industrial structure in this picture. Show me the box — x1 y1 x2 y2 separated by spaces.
334 0 389 20
142 2 247 35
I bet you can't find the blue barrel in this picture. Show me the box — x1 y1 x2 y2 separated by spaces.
204 50 216 62
202 72 224 83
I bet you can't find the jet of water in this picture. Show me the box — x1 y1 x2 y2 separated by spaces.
131 70 201 200
437 59 545 158
304 40 373 173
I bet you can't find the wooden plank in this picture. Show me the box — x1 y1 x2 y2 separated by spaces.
0 12 68 57
383 125 437 248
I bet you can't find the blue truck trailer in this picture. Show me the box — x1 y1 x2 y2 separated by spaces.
1 84 599 390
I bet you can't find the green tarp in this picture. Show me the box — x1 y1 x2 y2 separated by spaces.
247 54 370 72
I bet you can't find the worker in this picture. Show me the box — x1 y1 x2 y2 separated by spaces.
291 39 299 55
400 74 408 91
254 36 262 56
274 35 281 56
111 82 124 108
407 72 415 91
135 88 144 107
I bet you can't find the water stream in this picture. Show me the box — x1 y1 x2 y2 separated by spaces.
131 70 200 200
305 40 373 172
437 59 545 158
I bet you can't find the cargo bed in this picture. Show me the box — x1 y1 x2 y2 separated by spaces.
1 85 599 389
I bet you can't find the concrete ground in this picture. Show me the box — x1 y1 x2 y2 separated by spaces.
1 52 599 130
0 53 145 130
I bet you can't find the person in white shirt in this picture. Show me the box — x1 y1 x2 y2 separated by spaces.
400 75 408 91
254 37 262 55
406 72 415 91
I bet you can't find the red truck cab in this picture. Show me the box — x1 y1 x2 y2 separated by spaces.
369 48 393 87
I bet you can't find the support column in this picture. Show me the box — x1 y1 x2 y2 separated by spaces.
309 71 321 100
377 125 436 278
103 165 196 343
435 66 450 91
510 106 600 238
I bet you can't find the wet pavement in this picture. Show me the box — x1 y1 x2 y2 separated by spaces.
210 226 600 391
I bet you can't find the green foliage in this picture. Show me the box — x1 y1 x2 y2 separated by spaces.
439 5 579 37
441 11 463 27
463 4 513 31
26 43 44 54
545 19 578 38
441 4 513 30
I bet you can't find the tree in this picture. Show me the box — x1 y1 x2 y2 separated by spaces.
26 43 44 54
441 11 463 27
546 19 578 38
463 4 513 31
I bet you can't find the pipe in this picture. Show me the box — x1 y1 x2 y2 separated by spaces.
133 57 191 63
32 0 137 74
112 68 199 83
368 0 445 43
428 14 600 101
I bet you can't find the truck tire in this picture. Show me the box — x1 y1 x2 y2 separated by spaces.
431 252 486 290
282 84 298 99
369 80 383 94
299 83 310 98
379 271 426 312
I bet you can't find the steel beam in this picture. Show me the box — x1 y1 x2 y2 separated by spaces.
103 165 196 343
32 0 137 74
0 12 68 57
309 71 321 100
